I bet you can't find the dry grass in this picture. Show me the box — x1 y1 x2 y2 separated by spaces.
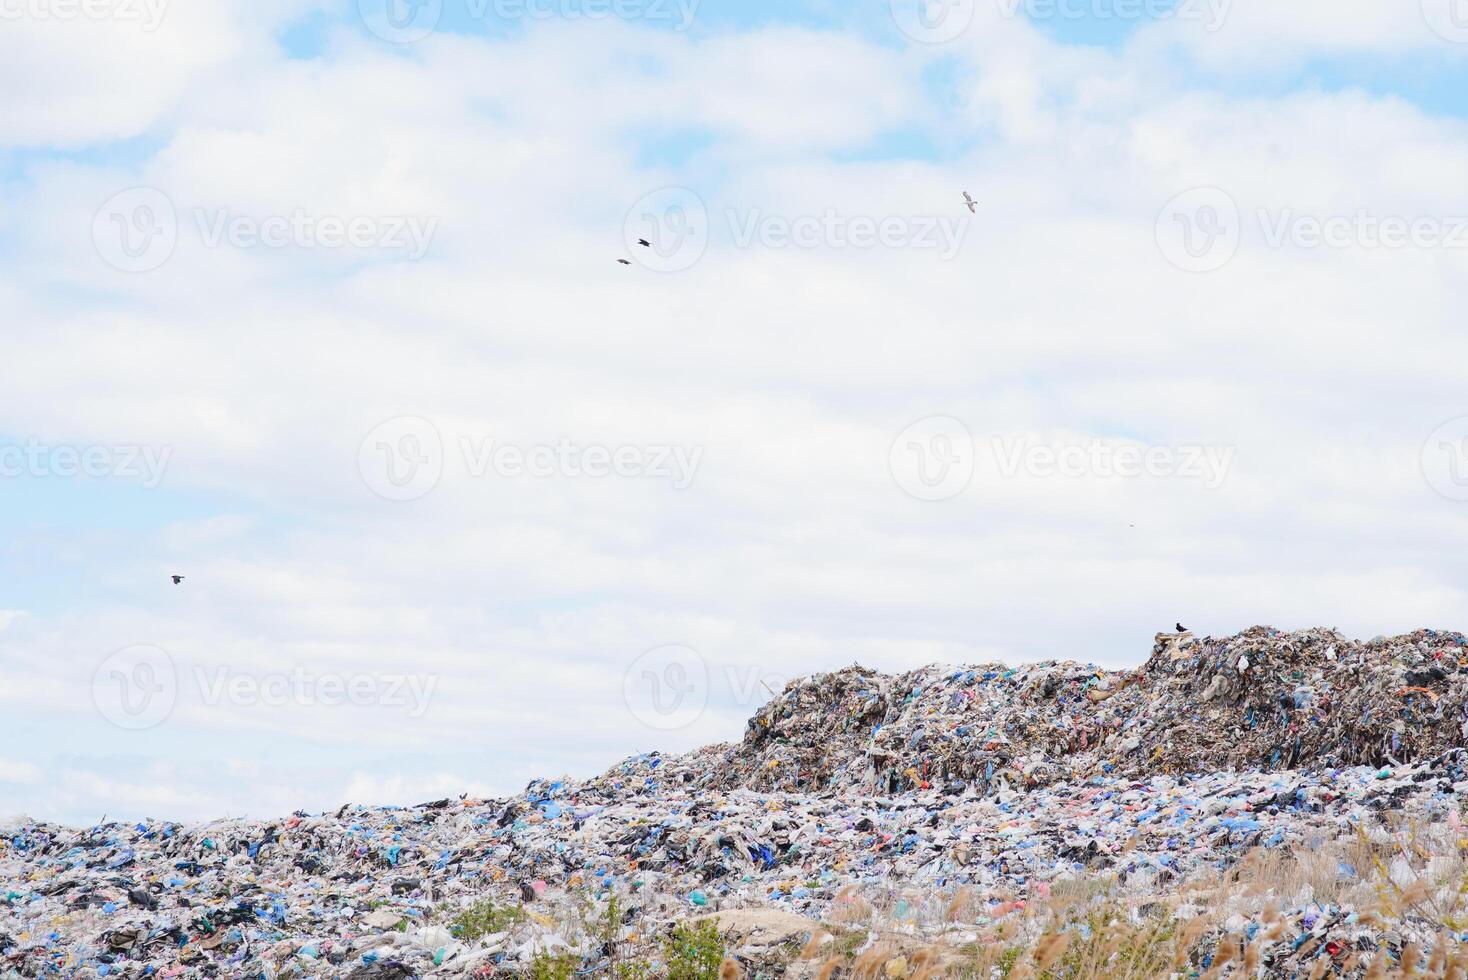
790 816 1468 979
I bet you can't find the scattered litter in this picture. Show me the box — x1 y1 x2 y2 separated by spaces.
4 626 1468 977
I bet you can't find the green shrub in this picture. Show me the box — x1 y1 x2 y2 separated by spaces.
664 920 725 980
451 897 525 941
527 951 579 980
614 960 656 980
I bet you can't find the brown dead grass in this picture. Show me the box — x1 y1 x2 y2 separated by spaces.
798 816 1468 979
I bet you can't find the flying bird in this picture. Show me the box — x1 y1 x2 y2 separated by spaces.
637 238 652 247
171 575 185 585
617 259 631 265
962 191 977 213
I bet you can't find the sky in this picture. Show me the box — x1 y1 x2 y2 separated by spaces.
3 0 1468 825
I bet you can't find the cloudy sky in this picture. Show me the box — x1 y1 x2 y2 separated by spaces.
3 0 1468 825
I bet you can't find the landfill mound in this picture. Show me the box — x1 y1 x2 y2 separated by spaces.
662 626 1467 796
7 625 1468 979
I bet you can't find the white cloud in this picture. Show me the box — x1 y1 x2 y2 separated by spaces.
0 1 319 147
340 771 502 806
1134 0 1467 68
0 758 42 783
2 3 1468 823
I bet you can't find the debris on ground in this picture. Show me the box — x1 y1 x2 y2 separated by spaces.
6 626 1468 978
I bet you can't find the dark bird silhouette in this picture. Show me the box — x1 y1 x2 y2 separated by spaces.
617 259 631 265
637 238 652 247
171 575 185 585
1176 622 1188 633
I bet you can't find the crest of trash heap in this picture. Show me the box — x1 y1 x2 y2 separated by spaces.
654 626 1468 796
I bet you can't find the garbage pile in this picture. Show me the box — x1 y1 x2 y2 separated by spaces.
683 626 1468 796
5 626 1468 979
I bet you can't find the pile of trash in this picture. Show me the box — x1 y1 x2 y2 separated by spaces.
5 626 1468 979
681 626 1468 796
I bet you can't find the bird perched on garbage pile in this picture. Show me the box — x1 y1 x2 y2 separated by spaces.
1176 622 1189 633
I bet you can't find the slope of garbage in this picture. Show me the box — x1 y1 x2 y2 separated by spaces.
4 626 1468 979
672 625 1468 796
